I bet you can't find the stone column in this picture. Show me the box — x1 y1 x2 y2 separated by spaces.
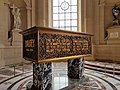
85 0 94 34
32 62 52 90
32 0 36 26
26 6 32 28
37 0 49 27
83 0 87 32
94 0 100 44
0 0 9 45
24 0 32 28
99 0 105 44
0 0 10 66
68 58 84 79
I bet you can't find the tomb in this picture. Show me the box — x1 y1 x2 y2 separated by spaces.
20 26 93 90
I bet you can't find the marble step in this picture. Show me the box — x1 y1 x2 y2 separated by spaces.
84 61 120 75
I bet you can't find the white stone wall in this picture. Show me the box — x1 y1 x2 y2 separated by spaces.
0 0 9 44
89 0 120 61
4 46 23 65
94 45 120 61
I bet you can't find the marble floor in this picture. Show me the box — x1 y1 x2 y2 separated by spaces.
0 61 120 90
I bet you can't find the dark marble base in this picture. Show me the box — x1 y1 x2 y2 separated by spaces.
26 84 52 90
26 85 35 90
30 58 84 89
68 58 84 79
33 62 52 90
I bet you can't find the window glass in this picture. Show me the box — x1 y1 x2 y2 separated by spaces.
53 14 59 20
52 0 78 31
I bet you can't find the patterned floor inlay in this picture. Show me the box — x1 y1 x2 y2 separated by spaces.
4 81 13 85
15 65 32 72
115 83 120 86
0 69 19 76
0 77 5 80
0 62 120 90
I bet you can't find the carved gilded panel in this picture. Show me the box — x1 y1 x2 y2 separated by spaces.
39 33 91 60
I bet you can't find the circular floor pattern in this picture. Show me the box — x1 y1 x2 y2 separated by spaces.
0 69 120 90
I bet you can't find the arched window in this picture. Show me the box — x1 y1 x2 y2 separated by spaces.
52 0 78 31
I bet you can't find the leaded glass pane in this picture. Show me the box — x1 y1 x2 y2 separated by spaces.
66 13 70 19
72 20 77 26
59 0 66 5
53 14 59 20
60 21 65 27
65 0 71 4
71 0 77 5
53 21 59 27
53 7 58 13
72 13 77 19
65 28 71 30
66 20 71 26
72 27 77 31
71 6 77 12
59 14 65 20
52 0 78 31
53 0 59 6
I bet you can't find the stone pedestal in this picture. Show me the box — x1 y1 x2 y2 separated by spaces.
68 58 84 79
107 26 120 44
12 28 22 46
33 62 52 90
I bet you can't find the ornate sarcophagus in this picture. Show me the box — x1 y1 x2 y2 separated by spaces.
20 26 93 89
20 26 93 63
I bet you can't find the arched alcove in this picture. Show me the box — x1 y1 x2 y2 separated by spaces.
9 0 27 30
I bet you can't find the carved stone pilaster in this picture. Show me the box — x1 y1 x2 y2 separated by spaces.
24 0 32 28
